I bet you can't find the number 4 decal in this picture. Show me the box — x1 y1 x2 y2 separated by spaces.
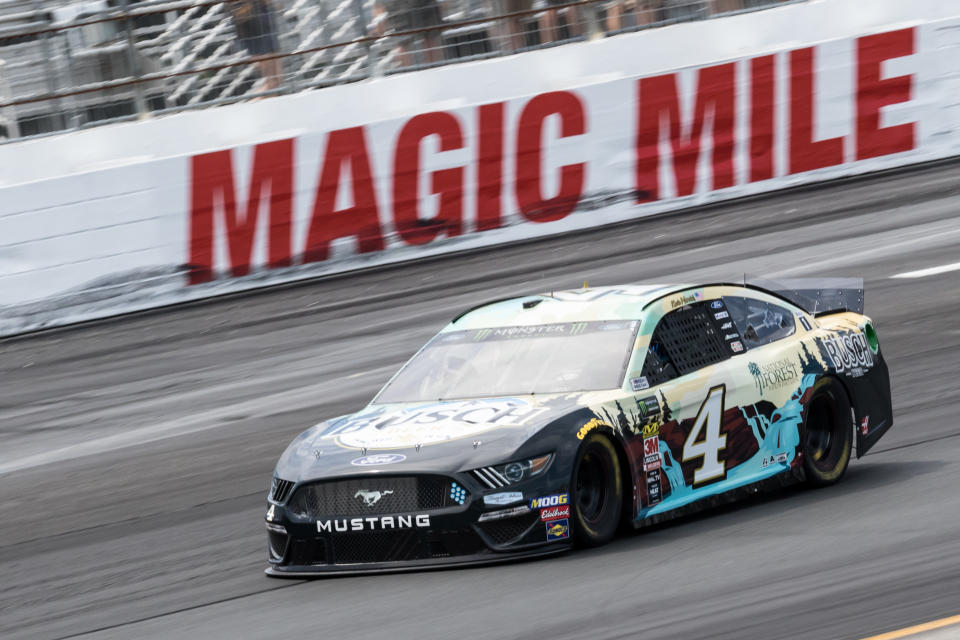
682 385 727 486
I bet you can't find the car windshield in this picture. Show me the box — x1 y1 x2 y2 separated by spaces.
375 320 640 403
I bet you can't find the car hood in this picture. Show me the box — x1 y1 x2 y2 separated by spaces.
274 396 585 482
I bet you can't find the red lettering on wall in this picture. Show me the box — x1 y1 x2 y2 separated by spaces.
392 112 465 245
515 91 586 223
789 47 845 174
188 138 294 285
476 102 505 232
750 55 776 183
856 28 915 160
304 126 384 263
636 63 736 202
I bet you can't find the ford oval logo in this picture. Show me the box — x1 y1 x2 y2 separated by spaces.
351 453 406 466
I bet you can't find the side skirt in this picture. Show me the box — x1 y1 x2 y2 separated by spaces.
631 466 807 530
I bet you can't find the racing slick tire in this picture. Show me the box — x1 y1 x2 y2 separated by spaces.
571 434 623 547
801 377 853 487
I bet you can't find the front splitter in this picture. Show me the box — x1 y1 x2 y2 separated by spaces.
265 544 570 578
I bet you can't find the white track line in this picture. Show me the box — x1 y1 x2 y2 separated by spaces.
891 262 960 279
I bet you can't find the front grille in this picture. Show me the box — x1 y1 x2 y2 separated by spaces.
287 537 329 566
475 510 541 545
271 477 295 503
267 526 288 561
332 530 422 564
287 475 461 518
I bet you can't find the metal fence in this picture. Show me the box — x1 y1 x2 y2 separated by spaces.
0 0 801 142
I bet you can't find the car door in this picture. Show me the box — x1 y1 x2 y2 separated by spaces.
635 297 755 514
722 295 807 472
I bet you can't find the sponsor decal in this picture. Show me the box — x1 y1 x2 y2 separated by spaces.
819 332 874 375
484 491 523 506
646 470 662 506
799 315 813 331
711 300 724 310
643 436 661 471
720 321 733 331
351 453 406 466
530 493 568 509
714 311 729 320
327 398 550 450
730 341 744 353
760 452 789 469
724 333 739 341
540 505 571 521
545 519 570 540
861 415 870 435
317 514 431 532
354 489 394 507
748 358 800 393
641 420 662 439
631 376 650 391
638 396 660 418
577 417 608 440
671 293 697 309
265 504 277 522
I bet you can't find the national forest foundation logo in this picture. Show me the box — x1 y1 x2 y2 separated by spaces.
749 358 800 393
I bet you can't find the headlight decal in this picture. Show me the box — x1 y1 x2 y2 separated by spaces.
470 453 553 488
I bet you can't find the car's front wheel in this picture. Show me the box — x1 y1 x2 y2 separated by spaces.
571 434 623 547
802 377 853 486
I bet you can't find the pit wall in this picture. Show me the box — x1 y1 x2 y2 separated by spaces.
2 0 959 335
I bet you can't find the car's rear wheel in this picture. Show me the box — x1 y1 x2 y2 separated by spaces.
802 377 853 486
571 434 623 547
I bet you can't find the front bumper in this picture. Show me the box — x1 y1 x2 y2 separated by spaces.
264 472 572 576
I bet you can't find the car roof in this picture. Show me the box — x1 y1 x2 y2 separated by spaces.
446 284 693 330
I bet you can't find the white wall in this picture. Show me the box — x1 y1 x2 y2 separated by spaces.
1 0 959 335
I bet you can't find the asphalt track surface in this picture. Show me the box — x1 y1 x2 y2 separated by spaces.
2 160 960 640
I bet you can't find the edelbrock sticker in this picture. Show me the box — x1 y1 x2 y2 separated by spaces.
540 505 570 521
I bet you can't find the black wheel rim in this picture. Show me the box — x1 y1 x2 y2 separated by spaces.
576 446 611 526
805 392 841 471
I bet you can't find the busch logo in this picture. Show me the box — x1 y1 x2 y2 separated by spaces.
820 332 874 374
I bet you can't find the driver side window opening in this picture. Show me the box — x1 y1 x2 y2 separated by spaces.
640 301 730 386
722 297 796 349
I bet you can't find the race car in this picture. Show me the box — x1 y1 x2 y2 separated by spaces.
264 280 892 576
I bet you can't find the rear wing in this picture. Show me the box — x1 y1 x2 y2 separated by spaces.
746 277 865 316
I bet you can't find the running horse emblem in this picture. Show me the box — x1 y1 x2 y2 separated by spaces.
354 489 394 507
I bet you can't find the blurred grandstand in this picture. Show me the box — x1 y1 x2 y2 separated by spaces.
0 0 797 141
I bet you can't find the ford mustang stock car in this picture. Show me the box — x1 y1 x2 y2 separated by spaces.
264 280 892 576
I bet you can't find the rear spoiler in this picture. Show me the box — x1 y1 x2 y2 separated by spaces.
745 277 864 316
